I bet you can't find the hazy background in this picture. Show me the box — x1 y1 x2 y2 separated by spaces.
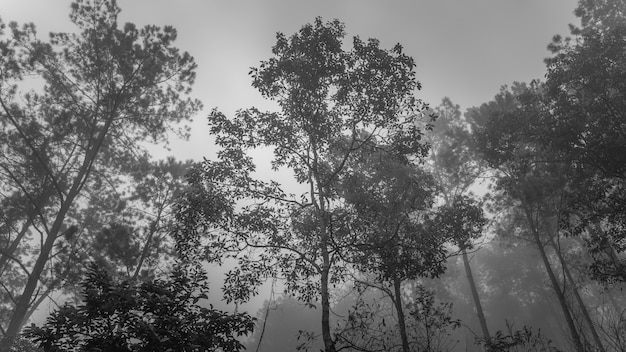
1 1 584 349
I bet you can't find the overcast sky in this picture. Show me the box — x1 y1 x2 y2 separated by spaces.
4 0 580 162
2 0 582 322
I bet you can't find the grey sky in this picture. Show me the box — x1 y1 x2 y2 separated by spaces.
4 0 579 161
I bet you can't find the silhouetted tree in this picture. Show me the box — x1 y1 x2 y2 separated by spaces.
0 0 201 345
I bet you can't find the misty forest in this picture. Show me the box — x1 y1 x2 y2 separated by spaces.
1 0 625 351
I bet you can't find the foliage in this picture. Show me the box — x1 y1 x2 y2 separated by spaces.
434 195 486 251
427 98 485 200
335 282 460 352
468 81 604 352
0 0 201 340
80 157 193 282
543 0 626 285
336 146 481 352
477 322 562 352
466 1 626 349
467 0 626 288
406 284 461 352
339 148 444 282
3 336 41 352
23 263 254 352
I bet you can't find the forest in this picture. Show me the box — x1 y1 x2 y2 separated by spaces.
0 0 624 351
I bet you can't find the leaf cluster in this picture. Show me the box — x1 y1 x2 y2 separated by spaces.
477 323 562 352
24 263 254 352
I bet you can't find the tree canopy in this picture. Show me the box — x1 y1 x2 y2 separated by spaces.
0 0 201 347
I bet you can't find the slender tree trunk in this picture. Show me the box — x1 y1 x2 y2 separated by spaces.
462 247 491 347
523 206 585 352
320 248 335 352
311 136 336 352
540 285 570 347
319 208 336 352
392 276 410 352
132 216 160 280
22 286 54 326
0 217 34 276
132 192 168 280
3 116 114 348
132 227 154 281
548 236 606 352
3 207 73 348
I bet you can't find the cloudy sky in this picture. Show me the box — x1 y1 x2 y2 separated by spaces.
3 0 582 321
4 0 580 162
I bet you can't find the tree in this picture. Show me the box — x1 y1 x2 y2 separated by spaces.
469 84 605 352
335 280 461 352
77 157 193 283
473 238 569 350
434 196 488 346
476 322 562 352
178 17 432 352
23 263 254 352
42 157 193 306
428 98 484 203
0 0 201 344
337 147 444 352
406 283 462 352
334 143 488 352
466 1 626 348
541 0 626 286
427 98 491 346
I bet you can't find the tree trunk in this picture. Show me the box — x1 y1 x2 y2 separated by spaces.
132 217 160 281
462 247 491 347
311 136 336 352
3 207 73 348
320 250 335 352
548 235 606 352
523 206 585 352
393 276 410 352
3 116 114 348
319 208 336 352
0 216 34 277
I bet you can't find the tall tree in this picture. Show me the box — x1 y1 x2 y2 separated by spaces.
466 1 626 348
178 18 431 352
0 0 201 346
541 0 626 286
436 196 489 349
337 147 444 352
428 98 491 347
469 84 604 352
